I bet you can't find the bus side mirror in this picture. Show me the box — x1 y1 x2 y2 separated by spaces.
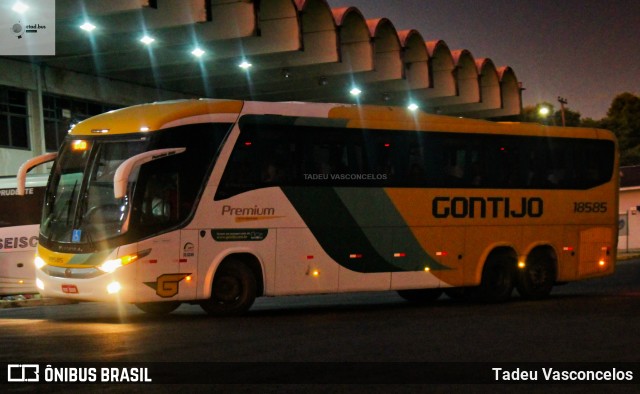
16 153 57 196
113 147 186 199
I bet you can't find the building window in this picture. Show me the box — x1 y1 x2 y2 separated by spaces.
43 94 119 152
0 86 29 149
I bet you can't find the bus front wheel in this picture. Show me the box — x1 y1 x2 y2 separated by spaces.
200 262 256 316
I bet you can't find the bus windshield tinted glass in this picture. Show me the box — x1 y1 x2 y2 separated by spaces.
41 139 148 243
40 122 232 249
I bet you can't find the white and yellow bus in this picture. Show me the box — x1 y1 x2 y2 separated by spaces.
17 99 618 315
0 174 47 295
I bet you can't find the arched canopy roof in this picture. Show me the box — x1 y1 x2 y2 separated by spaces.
26 0 522 117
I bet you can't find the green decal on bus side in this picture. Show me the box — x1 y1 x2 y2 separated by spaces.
212 229 268 242
281 187 448 273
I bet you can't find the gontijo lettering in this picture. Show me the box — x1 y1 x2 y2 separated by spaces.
432 196 543 219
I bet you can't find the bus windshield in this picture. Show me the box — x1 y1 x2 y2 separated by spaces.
41 139 148 244
40 122 232 249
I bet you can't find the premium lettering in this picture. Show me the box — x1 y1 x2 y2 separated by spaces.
432 197 543 219
221 205 275 216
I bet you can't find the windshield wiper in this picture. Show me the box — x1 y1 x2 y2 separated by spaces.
84 223 96 250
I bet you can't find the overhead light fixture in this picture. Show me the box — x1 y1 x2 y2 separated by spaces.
350 87 362 97
140 35 155 45
191 47 205 58
12 1 28 13
282 69 291 79
408 103 419 111
80 22 96 32
239 61 252 70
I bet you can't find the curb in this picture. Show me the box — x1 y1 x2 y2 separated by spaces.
617 253 640 261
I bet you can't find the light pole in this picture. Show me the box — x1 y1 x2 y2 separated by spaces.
557 96 568 127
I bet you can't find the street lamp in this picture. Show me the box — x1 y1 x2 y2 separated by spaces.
538 105 552 125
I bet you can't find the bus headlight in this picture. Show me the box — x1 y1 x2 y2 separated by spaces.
99 254 137 273
35 256 46 269
98 249 151 273
107 281 122 294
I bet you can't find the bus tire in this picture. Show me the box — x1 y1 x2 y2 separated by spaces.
397 288 442 303
475 251 515 303
135 301 181 315
200 262 256 316
516 249 556 300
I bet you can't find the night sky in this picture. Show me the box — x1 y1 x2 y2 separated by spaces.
327 0 639 120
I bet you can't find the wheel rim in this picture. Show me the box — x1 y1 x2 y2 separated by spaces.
528 263 547 288
213 275 242 302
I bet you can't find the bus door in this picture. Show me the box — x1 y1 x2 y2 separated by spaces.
134 170 186 302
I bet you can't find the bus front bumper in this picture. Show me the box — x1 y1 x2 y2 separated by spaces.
35 266 136 303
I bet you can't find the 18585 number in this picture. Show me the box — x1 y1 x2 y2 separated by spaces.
573 202 607 213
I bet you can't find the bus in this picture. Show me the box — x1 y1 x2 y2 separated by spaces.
17 99 618 315
0 174 48 295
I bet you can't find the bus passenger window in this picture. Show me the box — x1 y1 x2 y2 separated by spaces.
469 159 485 187
261 162 285 184
409 163 426 184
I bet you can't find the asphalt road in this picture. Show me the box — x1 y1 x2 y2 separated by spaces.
1 260 639 392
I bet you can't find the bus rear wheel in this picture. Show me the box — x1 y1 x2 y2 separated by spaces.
475 252 515 303
135 301 181 315
397 288 443 303
200 262 256 316
516 249 556 300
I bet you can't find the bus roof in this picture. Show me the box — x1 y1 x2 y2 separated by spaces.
68 99 615 142
70 99 244 136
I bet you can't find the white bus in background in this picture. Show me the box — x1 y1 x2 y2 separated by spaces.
0 174 47 295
